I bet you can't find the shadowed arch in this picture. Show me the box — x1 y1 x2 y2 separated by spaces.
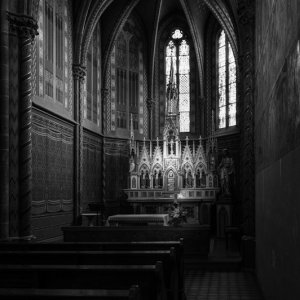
202 0 238 60
102 0 140 82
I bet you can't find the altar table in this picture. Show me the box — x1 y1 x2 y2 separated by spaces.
106 214 170 226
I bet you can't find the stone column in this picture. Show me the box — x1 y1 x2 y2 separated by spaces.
238 0 255 270
73 64 86 225
0 0 9 240
238 0 255 237
101 88 108 208
7 12 38 239
101 88 108 135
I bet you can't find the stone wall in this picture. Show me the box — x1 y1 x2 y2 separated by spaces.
255 1 300 299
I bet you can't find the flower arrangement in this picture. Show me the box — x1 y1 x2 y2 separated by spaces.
168 201 187 226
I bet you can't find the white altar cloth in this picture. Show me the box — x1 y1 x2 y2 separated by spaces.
106 214 170 226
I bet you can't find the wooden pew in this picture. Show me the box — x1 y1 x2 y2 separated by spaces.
62 225 210 256
0 249 179 300
0 286 141 300
0 262 167 300
0 240 185 300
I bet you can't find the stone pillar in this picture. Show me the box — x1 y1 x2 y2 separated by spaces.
238 0 255 269
238 0 255 237
101 88 108 135
101 88 108 209
73 64 86 224
7 12 38 239
0 0 9 240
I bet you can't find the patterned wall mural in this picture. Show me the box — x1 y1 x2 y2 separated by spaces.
32 110 74 215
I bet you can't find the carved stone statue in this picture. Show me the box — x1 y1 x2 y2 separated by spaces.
218 149 234 195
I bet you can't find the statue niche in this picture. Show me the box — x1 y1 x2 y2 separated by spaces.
166 169 176 191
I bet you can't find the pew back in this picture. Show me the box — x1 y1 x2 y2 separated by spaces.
0 263 166 300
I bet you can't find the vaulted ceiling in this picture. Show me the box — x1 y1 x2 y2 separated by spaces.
72 0 238 98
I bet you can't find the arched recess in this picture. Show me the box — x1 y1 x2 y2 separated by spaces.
104 13 148 136
164 168 178 191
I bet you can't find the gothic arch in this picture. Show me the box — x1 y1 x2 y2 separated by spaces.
202 0 238 60
102 0 141 80
178 0 204 97
75 0 114 66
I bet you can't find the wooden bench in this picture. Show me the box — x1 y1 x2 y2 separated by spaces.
0 240 185 300
0 263 167 300
0 249 179 300
62 225 210 256
0 286 140 299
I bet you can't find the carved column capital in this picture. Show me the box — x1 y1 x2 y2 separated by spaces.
7 12 38 40
73 64 87 82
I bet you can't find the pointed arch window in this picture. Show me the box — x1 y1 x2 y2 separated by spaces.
165 29 190 132
217 30 236 129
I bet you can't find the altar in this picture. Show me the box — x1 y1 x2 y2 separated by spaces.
106 214 170 226
124 62 219 226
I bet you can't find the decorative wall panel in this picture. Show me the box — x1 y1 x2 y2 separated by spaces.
32 109 74 215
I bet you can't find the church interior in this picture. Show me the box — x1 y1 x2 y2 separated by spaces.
0 0 299 299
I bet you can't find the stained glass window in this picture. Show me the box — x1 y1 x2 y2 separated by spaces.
217 30 236 129
165 29 190 132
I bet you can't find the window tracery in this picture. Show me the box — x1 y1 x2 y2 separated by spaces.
217 30 236 129
165 28 190 132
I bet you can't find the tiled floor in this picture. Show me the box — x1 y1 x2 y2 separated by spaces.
185 270 264 300
184 238 264 300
